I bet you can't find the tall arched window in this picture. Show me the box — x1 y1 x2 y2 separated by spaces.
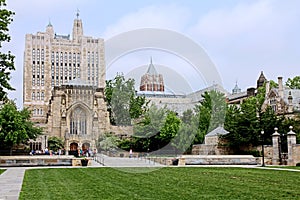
70 107 87 135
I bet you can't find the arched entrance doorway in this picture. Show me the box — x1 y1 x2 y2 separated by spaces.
82 143 90 156
69 142 78 156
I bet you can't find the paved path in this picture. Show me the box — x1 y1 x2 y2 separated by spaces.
0 157 160 199
0 168 25 200
95 154 163 167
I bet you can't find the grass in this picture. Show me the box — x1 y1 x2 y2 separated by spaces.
0 169 5 175
267 166 300 170
20 167 300 200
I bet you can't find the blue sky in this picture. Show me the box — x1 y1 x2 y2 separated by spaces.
3 0 300 108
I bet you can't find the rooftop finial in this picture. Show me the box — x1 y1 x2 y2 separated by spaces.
76 8 80 19
47 18 52 27
150 56 153 64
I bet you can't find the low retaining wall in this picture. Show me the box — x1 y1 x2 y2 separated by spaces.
0 155 74 167
181 155 257 165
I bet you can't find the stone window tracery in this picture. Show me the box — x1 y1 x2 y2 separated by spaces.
70 107 87 135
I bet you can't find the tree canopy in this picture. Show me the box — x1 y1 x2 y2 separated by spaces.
0 0 15 100
105 74 148 125
0 101 42 153
194 90 227 144
47 136 64 152
286 76 300 89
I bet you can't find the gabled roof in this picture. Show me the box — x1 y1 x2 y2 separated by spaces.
206 126 229 137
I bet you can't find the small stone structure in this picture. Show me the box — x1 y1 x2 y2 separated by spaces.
192 127 232 155
191 126 300 166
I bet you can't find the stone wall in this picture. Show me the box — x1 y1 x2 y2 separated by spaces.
192 144 232 155
291 144 300 166
110 126 133 137
0 156 73 167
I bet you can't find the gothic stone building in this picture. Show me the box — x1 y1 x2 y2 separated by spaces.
23 15 111 152
262 77 300 116
139 58 164 92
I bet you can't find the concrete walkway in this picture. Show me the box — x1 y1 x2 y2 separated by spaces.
95 154 163 167
0 168 25 200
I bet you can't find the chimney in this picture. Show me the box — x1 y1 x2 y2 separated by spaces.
288 91 293 113
278 77 283 98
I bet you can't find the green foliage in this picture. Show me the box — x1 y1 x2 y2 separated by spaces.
47 136 64 152
120 105 182 152
286 76 300 89
156 111 181 143
194 90 226 143
133 104 166 138
117 138 132 151
171 119 197 153
256 80 278 108
104 74 148 125
20 168 300 200
0 1 15 100
169 109 198 153
224 94 284 152
0 101 42 151
97 132 120 151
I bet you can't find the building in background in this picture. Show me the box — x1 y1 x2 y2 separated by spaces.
23 13 105 125
23 14 110 153
263 77 300 116
139 58 164 92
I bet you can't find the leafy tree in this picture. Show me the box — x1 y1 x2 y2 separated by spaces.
0 101 42 154
194 90 227 144
156 111 181 144
97 132 120 151
181 109 194 124
120 105 182 152
286 76 300 89
171 115 198 154
0 1 15 100
224 96 282 153
132 104 168 151
47 136 64 152
105 74 148 125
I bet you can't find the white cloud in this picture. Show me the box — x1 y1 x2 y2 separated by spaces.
187 0 300 91
190 1 272 39
102 4 190 38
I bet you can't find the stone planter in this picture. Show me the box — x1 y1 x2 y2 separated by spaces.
81 159 89 166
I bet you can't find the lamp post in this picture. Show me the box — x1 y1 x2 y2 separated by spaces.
261 130 265 167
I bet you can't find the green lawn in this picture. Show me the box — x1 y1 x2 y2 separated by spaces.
20 167 300 200
0 169 5 175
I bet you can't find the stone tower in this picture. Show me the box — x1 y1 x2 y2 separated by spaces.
139 58 164 92
23 13 105 125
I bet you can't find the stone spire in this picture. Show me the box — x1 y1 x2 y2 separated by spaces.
257 71 267 88
46 19 54 38
72 9 83 42
146 57 158 75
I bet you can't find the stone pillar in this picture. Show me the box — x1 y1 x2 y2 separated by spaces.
287 126 296 166
272 128 280 165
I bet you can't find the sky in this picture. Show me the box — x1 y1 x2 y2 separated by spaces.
3 0 300 108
